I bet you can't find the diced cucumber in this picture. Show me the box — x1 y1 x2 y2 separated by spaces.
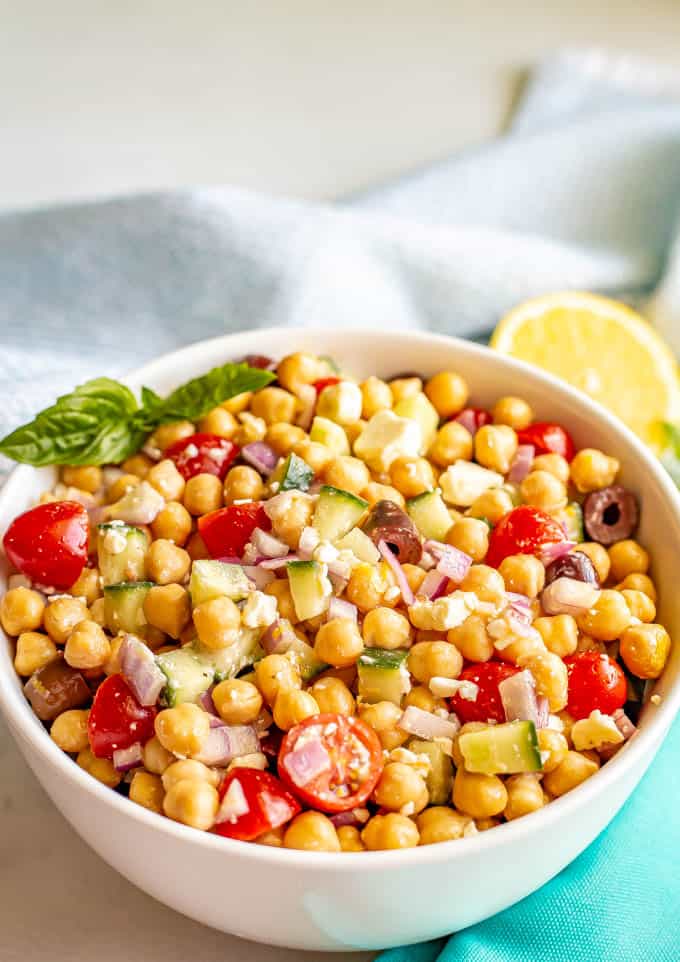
563 502 584 542
97 523 149 586
393 393 439 454
285 636 328 681
207 628 263 682
458 720 542 775
189 560 251 606
408 738 454 805
157 629 262 706
313 485 368 542
335 526 380 564
287 560 331 621
406 490 453 541
278 452 314 492
103 581 153 636
357 647 411 705
309 416 350 455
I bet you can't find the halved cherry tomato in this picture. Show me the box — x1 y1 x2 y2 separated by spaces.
242 354 275 371
313 376 341 395
450 663 520 724
517 422 575 462
454 407 492 431
565 651 627 720
164 432 239 481
213 768 301 841
87 674 157 758
486 505 567 568
198 502 271 558
278 713 383 813
3 500 89 590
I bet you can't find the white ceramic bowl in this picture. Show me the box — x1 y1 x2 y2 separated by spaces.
1 328 679 953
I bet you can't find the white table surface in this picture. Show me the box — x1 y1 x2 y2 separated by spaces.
0 3 677 960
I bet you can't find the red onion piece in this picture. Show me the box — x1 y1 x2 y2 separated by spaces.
424 540 473 583
328 570 349 595
215 777 250 825
330 809 369 829
378 539 415 605
508 444 535 483
113 742 143 772
398 705 460 740
199 686 218 716
259 554 299 570
499 670 544 726
194 724 259 766
328 597 358 622
260 619 299 655
506 591 530 608
119 634 166 707
419 569 449 600
455 409 479 436
297 526 319 559
613 708 638 741
536 696 550 729
241 441 278 476
242 565 275 589
541 577 600 616
539 540 577 566
282 738 332 787
87 505 108 527
252 527 290 558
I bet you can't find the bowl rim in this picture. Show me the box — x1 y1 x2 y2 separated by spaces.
1 325 679 871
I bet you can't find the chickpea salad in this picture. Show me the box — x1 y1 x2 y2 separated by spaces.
0 352 670 852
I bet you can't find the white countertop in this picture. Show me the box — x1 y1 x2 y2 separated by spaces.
0 3 676 960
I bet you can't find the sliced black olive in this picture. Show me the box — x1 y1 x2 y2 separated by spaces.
362 499 422 565
583 485 638 545
545 551 599 587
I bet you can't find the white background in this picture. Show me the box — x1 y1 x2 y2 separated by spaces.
0 3 678 961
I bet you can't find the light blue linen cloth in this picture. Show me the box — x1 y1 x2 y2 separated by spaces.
1 47 680 960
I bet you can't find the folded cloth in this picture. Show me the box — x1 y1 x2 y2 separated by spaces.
1 47 680 961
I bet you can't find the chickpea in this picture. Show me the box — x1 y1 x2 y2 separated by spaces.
503 773 544 821
499 554 545 598
142 736 174 775
277 352 324 394
491 396 533 430
520 470 567 513
475 818 499 831
148 420 195 452
144 584 191 639
359 701 409 751
621 589 656 623
518 649 568 711
155 703 211 757
453 768 507 818
374 762 428 814
193 597 241 650
264 423 305 457
534 614 578 658
314 618 364 668
543 750 598 797
255 653 301 706
129 771 165 814
163 779 219 830
68 567 101 607
293 439 333 475
222 391 252 415
416 806 471 844
255 826 285 847
537 728 569 773
362 607 412 650
62 464 102 493
337 825 365 852
90 597 107 629
212 678 263 725
223 465 265 505
429 421 473 468
425 371 469 419
119 453 152 478
389 456 435 499
496 633 546 666
608 540 649 583
309 676 355 716
532 453 570 484
447 616 494 662
161 759 220 791
43 597 88 644
0 587 45 636
570 448 619 493
577 590 631 642
360 376 393 419
267 491 314 549
324 456 371 496
76 747 121 788
106 474 141 503
146 459 185 502
145 539 190 586
273 688 319 730
389 377 422 405
198 406 238 439
284 811 340 851
576 543 611 584
361 482 405 509
402 563 427 595
408 641 463 685
183 473 223 516
403 685 446 714
446 518 490 563
616 572 657 603
64 619 111 670
620 623 671 679
14 631 58 676
460 564 505 605
346 563 393 613
151 501 193 546
263 580 297 623
474 424 517 475
50 709 89 752
466 487 514 525
362 813 419 850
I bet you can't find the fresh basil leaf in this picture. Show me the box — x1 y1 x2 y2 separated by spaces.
158 362 275 422
658 422 680 487
141 385 163 410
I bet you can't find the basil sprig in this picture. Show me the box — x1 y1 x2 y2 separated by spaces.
0 362 275 467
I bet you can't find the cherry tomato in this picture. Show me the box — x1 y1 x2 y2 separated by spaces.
87 674 157 758
213 768 301 841
164 433 239 481
454 407 493 431
517 422 575 462
486 505 567 568
242 354 275 370
198 502 271 559
565 652 627 720
3 500 89 590
450 663 520 724
313 377 341 395
278 713 383 813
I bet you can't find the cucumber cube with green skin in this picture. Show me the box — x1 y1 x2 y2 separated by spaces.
563 502 584 542
393 393 439 454
287 560 331 621
313 485 368 542
408 738 454 804
335 526 380 564
97 523 149 586
285 636 328 681
208 628 262 681
103 581 153 637
157 628 262 706
309 416 350 456
458 720 543 775
189 560 251 606
357 647 411 705
406 490 453 542
279 452 314 492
